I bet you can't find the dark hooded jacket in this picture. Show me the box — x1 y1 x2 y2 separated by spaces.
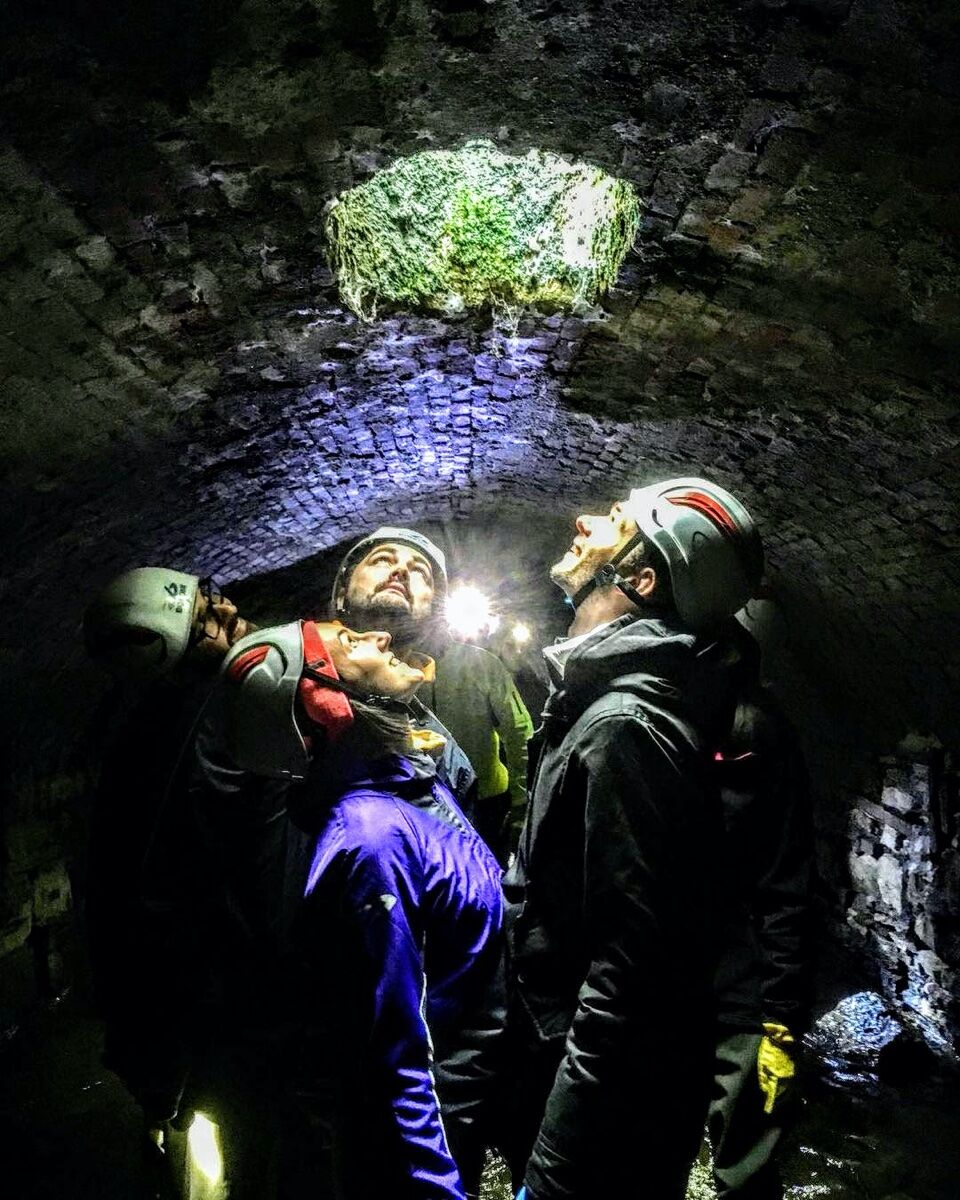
504 612 743 1197
713 677 816 1033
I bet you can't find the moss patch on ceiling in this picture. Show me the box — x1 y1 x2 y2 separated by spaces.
325 139 641 319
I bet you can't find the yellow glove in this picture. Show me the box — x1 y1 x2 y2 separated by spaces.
757 1022 797 1115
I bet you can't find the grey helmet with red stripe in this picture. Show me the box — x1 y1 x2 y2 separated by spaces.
621 477 763 628
219 621 312 779
218 619 403 780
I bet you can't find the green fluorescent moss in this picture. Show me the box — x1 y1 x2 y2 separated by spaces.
326 140 642 319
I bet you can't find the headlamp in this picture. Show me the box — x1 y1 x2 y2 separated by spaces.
446 585 500 640
511 621 532 646
188 1112 223 1186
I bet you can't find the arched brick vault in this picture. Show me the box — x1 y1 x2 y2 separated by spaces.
0 0 958 796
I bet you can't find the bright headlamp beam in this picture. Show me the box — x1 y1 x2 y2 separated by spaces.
511 621 532 646
446 585 498 639
188 1113 223 1186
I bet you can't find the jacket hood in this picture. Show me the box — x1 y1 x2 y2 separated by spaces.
553 613 748 749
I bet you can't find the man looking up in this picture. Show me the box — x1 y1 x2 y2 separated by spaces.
331 527 533 863
85 567 255 679
504 477 764 1200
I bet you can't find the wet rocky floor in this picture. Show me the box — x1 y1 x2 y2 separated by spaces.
478 1009 960 1200
3 992 958 1200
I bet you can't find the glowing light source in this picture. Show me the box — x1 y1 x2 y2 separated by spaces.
188 1113 223 1186
446 585 499 640
326 140 641 319
511 621 532 647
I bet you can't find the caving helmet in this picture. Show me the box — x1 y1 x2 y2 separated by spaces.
330 526 448 618
570 477 763 629
220 620 319 779
220 619 413 779
84 567 200 678
622 477 763 628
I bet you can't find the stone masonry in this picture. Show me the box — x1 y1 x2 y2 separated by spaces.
0 1 957 1025
846 752 960 1051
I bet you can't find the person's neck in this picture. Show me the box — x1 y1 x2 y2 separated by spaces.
345 605 429 657
565 590 633 639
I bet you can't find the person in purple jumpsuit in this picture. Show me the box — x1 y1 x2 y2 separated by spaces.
222 619 505 1200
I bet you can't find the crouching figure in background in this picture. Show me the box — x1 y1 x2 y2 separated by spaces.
216 618 505 1200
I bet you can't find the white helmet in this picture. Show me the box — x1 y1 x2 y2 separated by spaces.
84 567 200 678
621 477 763 628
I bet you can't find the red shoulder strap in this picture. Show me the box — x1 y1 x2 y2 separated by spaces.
298 621 354 740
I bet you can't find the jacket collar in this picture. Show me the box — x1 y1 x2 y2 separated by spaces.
542 618 619 686
544 612 745 742
291 752 437 832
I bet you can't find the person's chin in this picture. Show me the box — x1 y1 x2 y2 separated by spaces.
549 559 578 595
349 598 421 640
382 672 422 700
370 591 411 612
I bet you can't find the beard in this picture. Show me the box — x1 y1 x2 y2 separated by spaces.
345 596 431 648
549 552 589 597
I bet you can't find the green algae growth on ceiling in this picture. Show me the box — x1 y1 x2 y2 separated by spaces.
325 140 642 320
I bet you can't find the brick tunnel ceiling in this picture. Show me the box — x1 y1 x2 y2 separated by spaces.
1 0 959 756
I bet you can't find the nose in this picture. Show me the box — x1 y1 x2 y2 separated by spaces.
575 514 592 535
388 563 409 580
367 631 392 651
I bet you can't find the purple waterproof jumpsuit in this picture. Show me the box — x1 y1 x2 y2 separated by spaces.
293 755 504 1200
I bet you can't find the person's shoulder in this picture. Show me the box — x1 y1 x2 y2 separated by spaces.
573 692 655 745
441 640 510 679
599 693 653 720
334 789 421 858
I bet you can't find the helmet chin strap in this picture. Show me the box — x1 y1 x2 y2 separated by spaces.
570 529 648 611
301 661 412 715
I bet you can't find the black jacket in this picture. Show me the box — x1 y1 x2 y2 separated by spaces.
713 682 816 1033
504 613 742 1197
85 677 214 1120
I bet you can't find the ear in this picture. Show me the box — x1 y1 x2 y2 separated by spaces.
624 565 657 598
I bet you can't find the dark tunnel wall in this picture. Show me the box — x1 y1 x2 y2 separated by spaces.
0 0 958 1028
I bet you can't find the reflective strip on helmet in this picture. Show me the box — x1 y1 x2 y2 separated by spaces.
666 490 739 538
227 644 271 682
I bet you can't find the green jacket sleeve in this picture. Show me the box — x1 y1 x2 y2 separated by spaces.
486 655 533 822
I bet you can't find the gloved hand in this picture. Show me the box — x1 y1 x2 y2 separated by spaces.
757 1021 797 1114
